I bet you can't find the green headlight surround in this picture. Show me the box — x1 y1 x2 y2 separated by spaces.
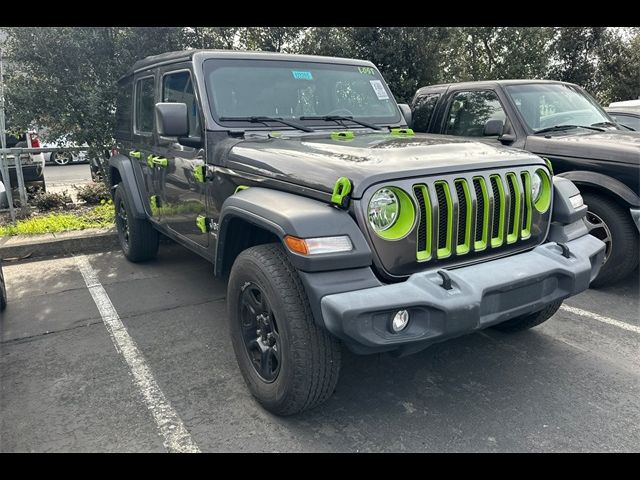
533 169 552 213
370 187 416 240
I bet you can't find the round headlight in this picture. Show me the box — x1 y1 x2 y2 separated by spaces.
368 188 399 232
531 172 543 202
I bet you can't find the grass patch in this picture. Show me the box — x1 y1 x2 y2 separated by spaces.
0 202 115 236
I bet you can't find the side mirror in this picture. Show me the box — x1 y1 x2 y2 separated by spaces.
483 119 504 136
155 103 189 137
398 103 412 128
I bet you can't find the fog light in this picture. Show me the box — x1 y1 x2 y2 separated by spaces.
391 310 410 333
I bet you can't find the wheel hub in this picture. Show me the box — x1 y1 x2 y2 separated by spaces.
239 283 281 382
585 210 612 264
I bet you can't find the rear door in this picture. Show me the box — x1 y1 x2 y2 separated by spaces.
132 72 162 223
152 66 208 248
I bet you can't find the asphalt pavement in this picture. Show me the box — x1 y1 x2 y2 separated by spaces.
1 244 639 452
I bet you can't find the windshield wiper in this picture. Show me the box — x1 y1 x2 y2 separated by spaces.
591 121 618 128
218 116 315 133
299 115 383 131
534 124 605 134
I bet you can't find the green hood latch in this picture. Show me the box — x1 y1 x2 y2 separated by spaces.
331 177 353 209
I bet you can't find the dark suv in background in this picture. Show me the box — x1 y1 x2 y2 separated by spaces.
410 80 640 287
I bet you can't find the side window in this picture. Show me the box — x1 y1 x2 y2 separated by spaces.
445 90 506 137
115 80 133 140
610 114 640 131
135 76 155 134
162 71 200 137
411 93 440 132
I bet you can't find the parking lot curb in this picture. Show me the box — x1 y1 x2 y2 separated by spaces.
0 227 119 261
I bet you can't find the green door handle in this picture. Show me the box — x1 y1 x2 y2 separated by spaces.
147 155 168 168
129 150 141 159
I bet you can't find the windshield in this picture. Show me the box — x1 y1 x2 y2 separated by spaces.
203 59 401 128
504 83 613 133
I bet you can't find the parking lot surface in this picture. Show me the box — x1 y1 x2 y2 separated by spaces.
1 243 638 452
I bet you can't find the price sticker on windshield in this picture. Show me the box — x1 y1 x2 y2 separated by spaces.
370 80 389 100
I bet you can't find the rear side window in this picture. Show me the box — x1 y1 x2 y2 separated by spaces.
135 76 155 134
162 70 201 137
115 80 133 140
411 93 440 132
445 90 506 137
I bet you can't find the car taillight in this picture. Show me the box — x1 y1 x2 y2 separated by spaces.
29 133 41 148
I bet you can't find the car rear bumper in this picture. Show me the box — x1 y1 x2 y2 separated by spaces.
319 234 605 354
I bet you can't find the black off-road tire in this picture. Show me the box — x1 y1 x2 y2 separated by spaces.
113 185 159 262
227 243 342 416
491 300 563 333
582 192 639 288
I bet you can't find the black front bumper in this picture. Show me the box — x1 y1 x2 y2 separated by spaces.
317 234 604 354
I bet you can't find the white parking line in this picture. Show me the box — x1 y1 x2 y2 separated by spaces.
560 305 640 335
75 255 200 453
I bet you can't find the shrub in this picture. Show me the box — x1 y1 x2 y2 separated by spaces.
74 182 111 205
31 190 73 211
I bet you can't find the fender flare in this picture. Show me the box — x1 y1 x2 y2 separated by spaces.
108 154 148 219
557 171 640 208
215 187 372 274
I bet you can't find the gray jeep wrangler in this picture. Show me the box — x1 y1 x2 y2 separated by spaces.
109 50 605 415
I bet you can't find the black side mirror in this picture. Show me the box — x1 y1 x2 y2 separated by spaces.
398 103 412 128
483 119 504 136
155 103 189 137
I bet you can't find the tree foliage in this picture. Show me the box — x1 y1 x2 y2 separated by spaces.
1 26 638 154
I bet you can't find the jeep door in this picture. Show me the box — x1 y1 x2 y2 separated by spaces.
152 66 208 249
131 72 162 223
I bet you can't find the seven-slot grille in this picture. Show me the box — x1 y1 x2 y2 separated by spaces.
413 171 534 261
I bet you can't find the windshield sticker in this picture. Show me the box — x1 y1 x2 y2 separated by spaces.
370 80 389 100
358 66 375 75
292 70 313 80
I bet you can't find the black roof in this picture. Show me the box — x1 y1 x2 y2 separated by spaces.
122 49 375 80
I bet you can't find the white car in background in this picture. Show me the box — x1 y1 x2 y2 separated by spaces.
42 137 89 166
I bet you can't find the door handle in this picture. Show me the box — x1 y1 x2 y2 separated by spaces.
147 155 168 168
129 150 141 159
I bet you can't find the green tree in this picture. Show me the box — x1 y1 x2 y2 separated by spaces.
239 27 305 52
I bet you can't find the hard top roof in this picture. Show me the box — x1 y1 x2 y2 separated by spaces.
415 79 579 95
122 49 375 80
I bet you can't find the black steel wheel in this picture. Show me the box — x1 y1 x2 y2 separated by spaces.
113 185 159 262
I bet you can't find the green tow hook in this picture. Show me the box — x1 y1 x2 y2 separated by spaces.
390 127 414 137
331 177 353 209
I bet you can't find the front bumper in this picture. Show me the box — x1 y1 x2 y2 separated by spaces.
320 234 605 354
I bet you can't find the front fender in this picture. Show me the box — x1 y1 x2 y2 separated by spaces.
557 171 640 208
108 155 148 219
216 188 372 273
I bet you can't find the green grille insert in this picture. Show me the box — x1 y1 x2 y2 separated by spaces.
454 180 472 255
413 185 432 261
473 177 489 251
506 173 521 244
490 175 506 248
521 172 533 238
434 181 453 259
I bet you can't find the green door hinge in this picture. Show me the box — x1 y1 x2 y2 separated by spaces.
390 127 414 137
150 195 161 212
331 176 353 209
196 215 209 233
129 150 142 159
193 165 206 183
147 154 168 168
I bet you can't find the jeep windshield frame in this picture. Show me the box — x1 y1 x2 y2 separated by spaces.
202 58 402 131
503 83 618 134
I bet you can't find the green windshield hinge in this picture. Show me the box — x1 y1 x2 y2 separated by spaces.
331 177 353 209
331 131 355 141
193 165 206 183
390 127 414 137
196 215 209 234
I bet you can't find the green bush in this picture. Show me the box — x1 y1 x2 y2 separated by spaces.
74 182 111 205
31 190 73 211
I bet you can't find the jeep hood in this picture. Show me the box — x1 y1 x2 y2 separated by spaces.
525 130 640 165
225 131 542 198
